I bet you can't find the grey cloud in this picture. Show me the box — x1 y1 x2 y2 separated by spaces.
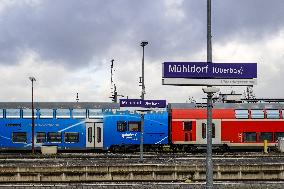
0 0 206 67
0 0 284 68
212 0 284 43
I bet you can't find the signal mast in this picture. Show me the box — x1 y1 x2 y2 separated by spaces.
109 59 123 102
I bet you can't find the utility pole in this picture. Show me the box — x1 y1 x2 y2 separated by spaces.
203 86 219 189
139 112 145 162
29 76 36 154
113 84 118 103
111 59 114 86
207 0 212 63
110 59 117 102
76 93 79 102
140 41 148 100
139 41 148 163
205 0 215 188
110 59 114 101
109 59 123 102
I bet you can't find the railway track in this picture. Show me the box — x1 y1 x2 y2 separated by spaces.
1 181 284 189
0 151 283 159
0 152 284 167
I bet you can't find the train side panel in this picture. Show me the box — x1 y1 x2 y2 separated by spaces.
0 118 86 150
171 106 284 149
221 120 284 148
171 109 235 145
103 111 168 150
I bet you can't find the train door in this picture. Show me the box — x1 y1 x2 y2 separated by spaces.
196 119 221 145
86 119 103 149
183 121 193 142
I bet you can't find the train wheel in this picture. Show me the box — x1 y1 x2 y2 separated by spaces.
219 144 229 152
112 146 120 153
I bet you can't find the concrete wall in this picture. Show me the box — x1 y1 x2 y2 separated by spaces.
0 164 284 182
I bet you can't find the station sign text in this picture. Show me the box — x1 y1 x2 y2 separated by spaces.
163 62 257 79
120 99 166 108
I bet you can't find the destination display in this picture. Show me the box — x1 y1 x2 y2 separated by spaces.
120 99 167 108
163 62 257 79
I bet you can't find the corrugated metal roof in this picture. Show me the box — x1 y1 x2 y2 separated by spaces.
0 102 119 109
1 102 284 110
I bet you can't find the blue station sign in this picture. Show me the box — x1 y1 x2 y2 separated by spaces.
163 62 257 79
120 99 167 108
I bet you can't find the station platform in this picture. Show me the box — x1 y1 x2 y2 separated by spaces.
0 152 284 185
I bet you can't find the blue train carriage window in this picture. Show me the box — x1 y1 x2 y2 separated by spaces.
266 109 280 119
128 121 141 132
36 132 46 143
235 109 249 119
117 121 127 132
47 132 62 143
12 132 27 143
72 109 86 119
0 109 3 118
6 109 20 119
39 109 54 119
251 109 264 119
97 127 101 143
88 127 92 142
64 132 79 143
23 108 37 119
88 109 102 118
56 109 70 119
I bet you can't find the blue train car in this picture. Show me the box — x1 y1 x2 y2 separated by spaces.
103 110 168 151
0 102 118 151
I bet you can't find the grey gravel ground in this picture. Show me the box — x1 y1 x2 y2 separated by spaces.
0 182 284 189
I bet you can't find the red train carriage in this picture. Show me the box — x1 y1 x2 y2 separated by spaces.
169 103 284 150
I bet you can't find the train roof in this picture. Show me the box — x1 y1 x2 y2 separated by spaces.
169 102 284 109
2 102 284 110
0 102 119 109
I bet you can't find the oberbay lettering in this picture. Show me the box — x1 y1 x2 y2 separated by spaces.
212 67 243 75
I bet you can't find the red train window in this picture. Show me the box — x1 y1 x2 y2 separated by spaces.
259 132 272 142
244 132 257 142
183 121 192 131
275 132 284 141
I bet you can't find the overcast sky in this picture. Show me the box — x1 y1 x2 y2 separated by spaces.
0 0 284 103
